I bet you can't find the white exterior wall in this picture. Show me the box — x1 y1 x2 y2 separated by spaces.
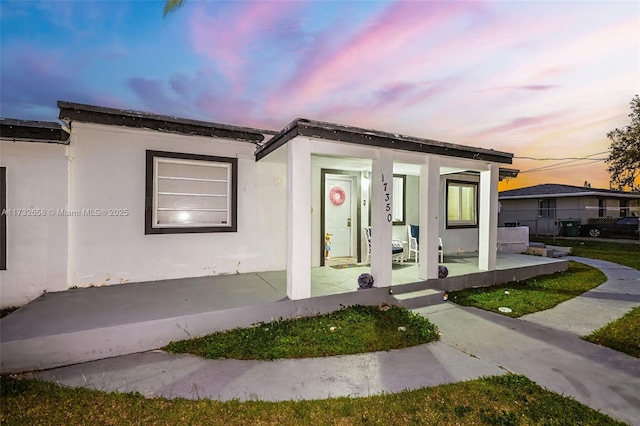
498 198 537 225
67 123 286 287
581 196 601 220
497 226 529 253
0 141 69 307
558 196 600 220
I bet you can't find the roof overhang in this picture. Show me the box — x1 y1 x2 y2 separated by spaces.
255 118 514 164
498 167 519 181
0 118 70 144
57 100 268 144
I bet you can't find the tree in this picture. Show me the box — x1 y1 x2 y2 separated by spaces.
164 0 184 17
606 95 640 192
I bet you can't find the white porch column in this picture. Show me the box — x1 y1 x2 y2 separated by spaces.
286 138 311 300
370 149 394 287
419 155 440 280
479 164 499 271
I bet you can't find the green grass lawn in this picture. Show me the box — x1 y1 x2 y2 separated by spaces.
532 237 640 270
0 374 623 426
583 306 640 358
449 262 606 317
165 305 439 360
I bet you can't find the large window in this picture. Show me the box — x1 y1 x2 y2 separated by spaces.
392 174 406 225
538 199 556 218
446 180 477 228
145 151 237 234
1 167 5 269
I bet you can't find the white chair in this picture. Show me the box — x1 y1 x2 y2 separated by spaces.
407 224 444 263
364 227 404 264
407 224 419 262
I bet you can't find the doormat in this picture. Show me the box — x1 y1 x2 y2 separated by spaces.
330 263 361 269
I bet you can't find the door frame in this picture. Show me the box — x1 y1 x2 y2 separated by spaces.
320 169 362 267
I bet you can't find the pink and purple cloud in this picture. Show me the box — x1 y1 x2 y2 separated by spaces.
1 0 637 189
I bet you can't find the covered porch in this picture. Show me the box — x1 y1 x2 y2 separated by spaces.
255 119 517 300
0 253 567 373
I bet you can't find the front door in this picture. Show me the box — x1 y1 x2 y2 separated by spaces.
325 175 354 258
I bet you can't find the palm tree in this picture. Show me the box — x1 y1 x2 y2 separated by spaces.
164 0 184 16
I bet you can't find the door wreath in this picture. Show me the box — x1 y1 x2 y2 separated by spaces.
329 186 346 206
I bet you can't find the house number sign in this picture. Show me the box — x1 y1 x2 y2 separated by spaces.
382 174 392 223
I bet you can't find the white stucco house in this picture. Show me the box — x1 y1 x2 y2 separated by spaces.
1 101 518 308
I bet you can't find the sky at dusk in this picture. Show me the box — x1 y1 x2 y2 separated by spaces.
1 0 638 190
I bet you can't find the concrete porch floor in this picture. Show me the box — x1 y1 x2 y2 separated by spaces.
0 253 567 373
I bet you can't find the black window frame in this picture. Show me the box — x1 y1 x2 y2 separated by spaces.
538 198 556 218
145 150 238 234
392 174 407 226
598 198 606 218
620 199 629 217
446 179 479 229
1 167 5 270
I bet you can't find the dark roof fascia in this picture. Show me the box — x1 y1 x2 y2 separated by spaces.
254 119 300 161
255 118 513 164
0 118 70 144
498 167 519 180
57 101 266 143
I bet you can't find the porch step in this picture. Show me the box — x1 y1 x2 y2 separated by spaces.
394 289 443 310
547 245 572 257
525 244 571 258
524 246 554 257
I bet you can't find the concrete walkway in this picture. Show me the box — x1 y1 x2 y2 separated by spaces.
30 342 504 402
418 303 640 426
23 259 640 425
521 256 640 335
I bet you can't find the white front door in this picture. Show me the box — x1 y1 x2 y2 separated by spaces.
325 176 354 258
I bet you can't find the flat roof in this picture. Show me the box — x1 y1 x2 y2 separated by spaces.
255 118 514 164
0 118 69 144
57 101 270 144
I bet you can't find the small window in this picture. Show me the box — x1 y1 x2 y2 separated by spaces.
538 199 556 218
145 151 237 234
446 180 477 228
392 174 406 225
620 199 628 217
598 198 606 218
1 167 6 270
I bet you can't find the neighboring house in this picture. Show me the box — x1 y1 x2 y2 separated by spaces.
1 101 517 307
499 183 640 235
